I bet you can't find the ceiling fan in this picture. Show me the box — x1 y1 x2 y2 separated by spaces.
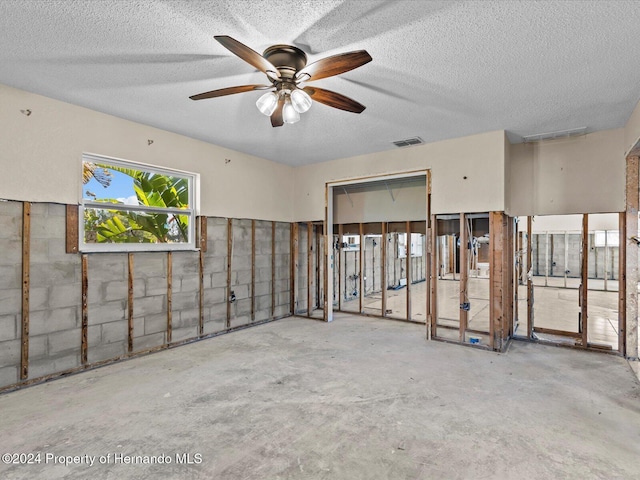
189 36 372 127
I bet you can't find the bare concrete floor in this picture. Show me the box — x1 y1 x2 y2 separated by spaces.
1 315 639 479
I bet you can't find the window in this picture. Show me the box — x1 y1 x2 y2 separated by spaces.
80 154 198 252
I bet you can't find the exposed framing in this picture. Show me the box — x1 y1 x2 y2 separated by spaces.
167 251 173 343
625 154 639 359
20 202 31 380
527 216 533 338
381 221 387 317
3 204 295 393
199 248 204 335
291 222 299 315
252 220 256 322
359 222 364 313
325 170 430 324
580 214 589 347
459 214 468 342
338 224 343 313
127 253 134 353
618 212 626 356
406 220 412 321
271 221 276 319
308 222 313 317
81 254 88 364
226 218 233 329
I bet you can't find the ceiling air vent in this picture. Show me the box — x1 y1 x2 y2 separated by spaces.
522 127 587 143
392 137 423 148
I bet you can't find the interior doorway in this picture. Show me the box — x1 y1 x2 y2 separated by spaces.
325 172 430 325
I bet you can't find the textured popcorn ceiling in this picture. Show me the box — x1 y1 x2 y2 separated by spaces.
1 0 639 166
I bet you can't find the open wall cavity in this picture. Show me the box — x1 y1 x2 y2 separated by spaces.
514 214 623 352
431 212 513 350
0 199 292 391
325 173 430 325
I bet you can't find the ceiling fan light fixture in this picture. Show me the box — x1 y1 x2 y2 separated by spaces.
256 91 278 116
283 98 300 124
291 89 312 113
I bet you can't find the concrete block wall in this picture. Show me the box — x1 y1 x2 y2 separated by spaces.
274 222 291 318
28 203 82 379
133 253 168 350
231 219 252 327
341 249 360 310
316 232 325 311
170 251 201 341
296 224 308 314
87 253 128 363
532 233 620 280
363 237 381 297
202 217 227 335
0 200 294 390
0 200 23 387
254 220 272 322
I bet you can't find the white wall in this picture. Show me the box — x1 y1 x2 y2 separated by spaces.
333 181 427 224
507 129 625 217
294 130 506 221
625 97 640 156
0 84 294 221
518 213 619 233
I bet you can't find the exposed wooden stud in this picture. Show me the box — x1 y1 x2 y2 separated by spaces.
198 216 208 252
425 192 431 338
251 219 256 322
505 215 515 340
308 222 313 317
406 220 412 321
625 155 639 359
81 254 88 364
338 224 343 311
545 233 550 286
431 214 438 339
291 222 299 314
127 253 134 353
65 204 79 253
199 249 204 335
359 222 364 313
459 214 468 342
227 218 233 329
580 214 589 347
20 202 31 380
527 216 533 338
316 224 322 311
533 326 582 338
167 252 173 343
381 222 387 317
271 221 276 319
489 212 505 351
323 219 329 321
618 212 626 356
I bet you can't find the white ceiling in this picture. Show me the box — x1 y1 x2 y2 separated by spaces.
1 0 639 167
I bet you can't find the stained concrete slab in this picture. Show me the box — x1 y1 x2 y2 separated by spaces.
0 315 639 479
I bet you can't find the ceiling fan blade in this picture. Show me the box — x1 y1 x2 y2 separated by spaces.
303 86 366 113
271 97 285 127
189 84 271 100
296 50 372 82
214 35 281 80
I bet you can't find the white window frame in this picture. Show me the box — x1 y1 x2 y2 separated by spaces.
80 153 199 252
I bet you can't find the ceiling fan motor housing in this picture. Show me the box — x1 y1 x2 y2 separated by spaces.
262 45 307 81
